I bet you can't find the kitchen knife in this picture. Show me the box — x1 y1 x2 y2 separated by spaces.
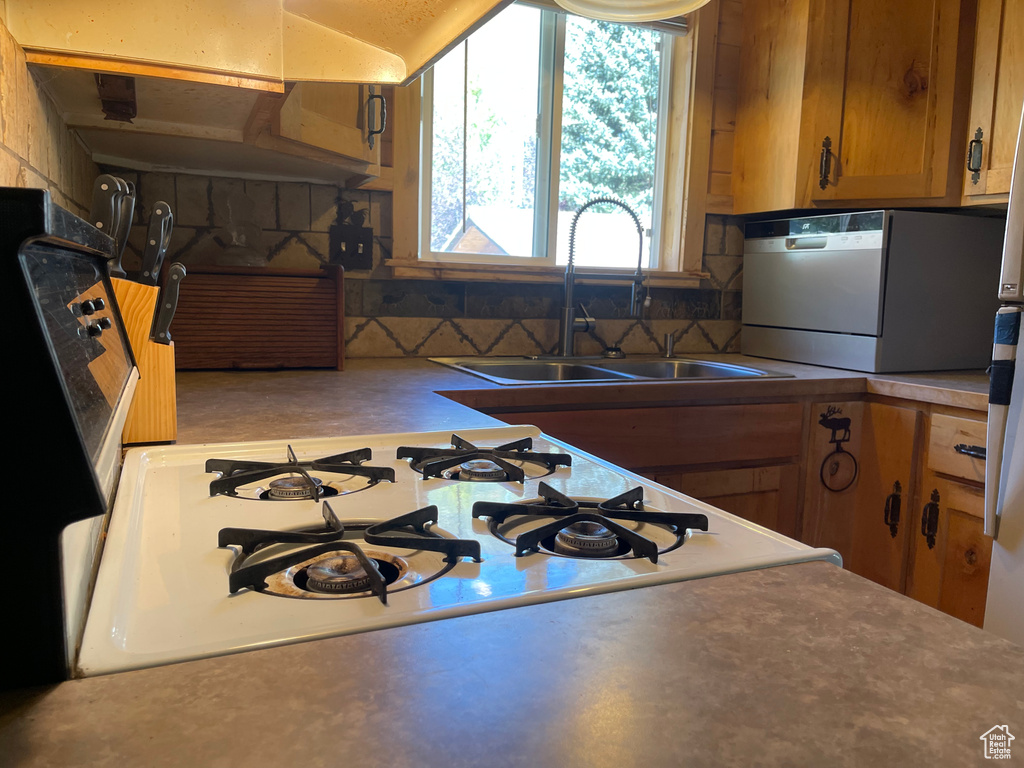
151 263 186 345
88 173 123 239
139 202 174 285
109 179 136 279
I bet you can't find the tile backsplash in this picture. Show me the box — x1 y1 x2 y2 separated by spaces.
2 11 742 365
106 167 744 360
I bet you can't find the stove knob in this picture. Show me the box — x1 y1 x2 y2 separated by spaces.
80 298 106 315
86 322 104 337
98 317 112 330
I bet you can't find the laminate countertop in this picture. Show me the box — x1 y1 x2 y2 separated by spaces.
172 355 989 445
2 562 1022 767
1 357 1010 767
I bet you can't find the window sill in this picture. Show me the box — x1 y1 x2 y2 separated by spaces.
384 258 705 288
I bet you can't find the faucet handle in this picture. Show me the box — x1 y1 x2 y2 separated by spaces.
570 302 593 335
664 332 675 359
577 302 595 325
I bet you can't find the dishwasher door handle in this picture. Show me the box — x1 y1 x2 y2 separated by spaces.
785 236 829 250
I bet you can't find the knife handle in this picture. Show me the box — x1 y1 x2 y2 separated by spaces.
109 179 136 279
140 202 174 284
88 174 123 237
151 263 186 344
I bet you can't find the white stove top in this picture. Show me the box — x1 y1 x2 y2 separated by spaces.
78 425 840 677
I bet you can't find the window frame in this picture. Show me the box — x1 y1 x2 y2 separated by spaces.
390 0 721 285
417 6 673 270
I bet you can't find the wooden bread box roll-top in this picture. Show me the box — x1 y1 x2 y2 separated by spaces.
172 265 345 370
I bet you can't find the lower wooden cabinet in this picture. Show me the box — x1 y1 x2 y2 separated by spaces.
906 474 992 628
488 393 992 626
488 403 803 470
644 465 801 540
489 403 804 539
801 401 920 592
803 402 992 626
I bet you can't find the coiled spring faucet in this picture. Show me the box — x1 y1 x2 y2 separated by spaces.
558 197 647 357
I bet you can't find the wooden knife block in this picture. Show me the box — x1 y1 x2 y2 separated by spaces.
112 278 177 444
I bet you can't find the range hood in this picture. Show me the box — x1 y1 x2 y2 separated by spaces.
6 0 513 86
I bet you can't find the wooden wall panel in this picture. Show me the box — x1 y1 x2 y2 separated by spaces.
706 0 742 214
732 0 811 214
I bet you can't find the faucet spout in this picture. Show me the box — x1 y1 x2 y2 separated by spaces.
558 196 646 356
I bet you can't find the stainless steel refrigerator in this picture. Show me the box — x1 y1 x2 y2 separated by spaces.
984 102 1024 647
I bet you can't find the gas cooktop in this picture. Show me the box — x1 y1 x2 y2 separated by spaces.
77 425 841 677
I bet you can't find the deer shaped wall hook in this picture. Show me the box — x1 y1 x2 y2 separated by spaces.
818 405 858 492
819 405 852 445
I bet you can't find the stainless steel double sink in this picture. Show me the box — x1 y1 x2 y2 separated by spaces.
431 356 790 385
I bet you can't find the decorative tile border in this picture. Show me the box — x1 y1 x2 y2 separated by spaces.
344 317 741 358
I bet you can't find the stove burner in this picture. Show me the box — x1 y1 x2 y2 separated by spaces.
397 434 571 482
267 475 323 500
218 502 482 603
451 459 509 482
472 482 709 562
305 555 374 593
553 521 619 557
206 445 395 500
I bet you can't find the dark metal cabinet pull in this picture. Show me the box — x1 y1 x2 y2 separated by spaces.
367 89 387 150
819 136 832 190
921 489 940 550
967 127 983 184
884 480 902 539
953 443 986 460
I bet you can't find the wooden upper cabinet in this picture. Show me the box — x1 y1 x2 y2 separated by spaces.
808 0 969 203
733 0 974 215
273 83 386 174
962 0 1024 204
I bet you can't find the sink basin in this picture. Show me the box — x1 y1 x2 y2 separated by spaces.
588 359 768 379
431 357 790 385
456 361 635 382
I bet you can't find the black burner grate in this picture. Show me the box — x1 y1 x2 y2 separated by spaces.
219 502 482 604
472 482 709 563
206 445 395 499
397 434 571 482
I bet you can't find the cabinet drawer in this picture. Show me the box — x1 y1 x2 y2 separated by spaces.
927 414 986 484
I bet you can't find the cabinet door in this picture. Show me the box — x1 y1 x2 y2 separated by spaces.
649 465 801 539
847 404 921 591
962 0 1024 202
906 473 993 627
275 82 384 170
806 0 967 203
939 484 992 627
802 401 919 589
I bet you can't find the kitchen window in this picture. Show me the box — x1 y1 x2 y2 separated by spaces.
417 2 681 272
